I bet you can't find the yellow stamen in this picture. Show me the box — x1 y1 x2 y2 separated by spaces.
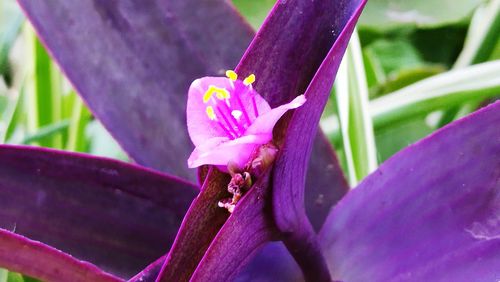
226 70 238 81
206 106 216 120
215 88 230 100
203 89 214 103
243 74 256 86
203 86 230 103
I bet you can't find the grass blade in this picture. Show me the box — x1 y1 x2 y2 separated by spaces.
332 29 378 186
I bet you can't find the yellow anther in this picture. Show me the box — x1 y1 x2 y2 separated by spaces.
215 88 230 100
243 74 256 86
203 89 214 103
226 70 238 81
206 106 216 120
203 86 230 103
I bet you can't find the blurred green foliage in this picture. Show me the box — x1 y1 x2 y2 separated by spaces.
359 0 484 31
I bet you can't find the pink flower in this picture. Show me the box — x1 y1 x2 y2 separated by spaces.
187 71 306 170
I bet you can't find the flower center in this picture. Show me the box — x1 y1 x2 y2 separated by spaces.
202 71 259 140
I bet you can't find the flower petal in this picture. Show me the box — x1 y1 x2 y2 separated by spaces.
244 95 306 136
320 101 500 281
17 0 254 181
0 145 197 278
0 229 122 282
187 77 270 146
187 135 265 169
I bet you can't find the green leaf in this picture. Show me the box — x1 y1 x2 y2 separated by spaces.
364 39 425 76
4 84 25 143
19 120 70 145
370 65 444 97
0 268 7 282
438 0 500 127
362 47 386 88
6 272 24 282
359 0 484 31
322 60 500 142
0 269 40 282
454 0 500 67
0 0 24 84
375 115 433 162
24 24 65 148
410 25 468 67
231 0 275 29
333 30 378 186
86 120 128 161
490 39 500 60
66 93 91 152
370 60 500 128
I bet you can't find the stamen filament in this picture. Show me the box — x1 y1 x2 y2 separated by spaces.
220 103 246 134
234 92 252 126
216 106 239 139
252 96 259 117
216 120 236 139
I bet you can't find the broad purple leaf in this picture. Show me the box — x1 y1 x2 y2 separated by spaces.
190 170 278 281
16 0 254 181
156 168 231 281
128 256 165 282
0 229 121 282
0 145 197 278
236 242 302 282
306 131 349 231
132 242 303 282
320 102 500 281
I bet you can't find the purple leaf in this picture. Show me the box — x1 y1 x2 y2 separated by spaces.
128 256 165 282
189 170 278 281
16 0 254 181
232 0 366 278
0 229 122 282
236 242 302 282
306 132 349 231
233 0 362 235
235 0 358 107
156 168 231 281
0 145 197 278
134 170 282 282
319 101 500 281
